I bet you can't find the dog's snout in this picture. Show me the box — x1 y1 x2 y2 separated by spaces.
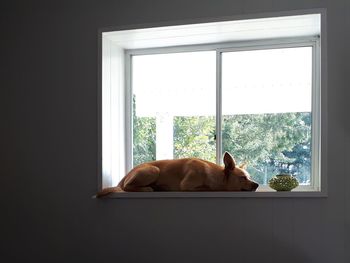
252 182 259 190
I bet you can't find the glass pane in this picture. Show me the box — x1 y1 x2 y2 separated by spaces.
132 51 216 166
222 47 312 185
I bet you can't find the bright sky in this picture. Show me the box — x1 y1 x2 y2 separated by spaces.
132 47 312 117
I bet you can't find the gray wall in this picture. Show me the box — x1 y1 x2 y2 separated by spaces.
1 1 349 262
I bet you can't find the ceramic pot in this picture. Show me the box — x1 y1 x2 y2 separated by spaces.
268 174 299 191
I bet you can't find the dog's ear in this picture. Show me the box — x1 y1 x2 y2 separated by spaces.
223 152 236 171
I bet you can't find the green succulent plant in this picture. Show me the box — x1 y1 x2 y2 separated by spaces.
268 174 299 191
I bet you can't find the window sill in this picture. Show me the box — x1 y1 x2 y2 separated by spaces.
95 189 327 199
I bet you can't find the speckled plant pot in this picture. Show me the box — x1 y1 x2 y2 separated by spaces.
268 174 299 191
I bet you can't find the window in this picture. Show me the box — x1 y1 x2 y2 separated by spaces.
99 12 325 196
132 51 216 165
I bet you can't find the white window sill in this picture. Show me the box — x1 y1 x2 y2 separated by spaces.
95 188 326 199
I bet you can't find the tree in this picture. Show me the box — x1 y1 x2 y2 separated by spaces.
222 112 311 184
173 116 216 162
272 113 311 183
132 96 156 166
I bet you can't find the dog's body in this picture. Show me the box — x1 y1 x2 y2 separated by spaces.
97 152 259 197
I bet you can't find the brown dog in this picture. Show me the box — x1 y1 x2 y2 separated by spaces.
97 152 259 197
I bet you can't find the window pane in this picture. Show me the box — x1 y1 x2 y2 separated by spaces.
132 51 216 166
222 47 312 185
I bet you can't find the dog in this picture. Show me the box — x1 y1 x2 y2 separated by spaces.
96 152 259 197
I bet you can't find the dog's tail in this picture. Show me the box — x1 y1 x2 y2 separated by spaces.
93 186 124 198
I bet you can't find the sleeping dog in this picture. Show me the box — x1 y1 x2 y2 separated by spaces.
97 152 258 196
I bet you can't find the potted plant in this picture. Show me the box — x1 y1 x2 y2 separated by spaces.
268 173 299 191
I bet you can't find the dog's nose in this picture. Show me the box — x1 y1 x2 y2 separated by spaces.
253 182 259 190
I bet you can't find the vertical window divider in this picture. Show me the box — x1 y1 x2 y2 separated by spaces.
311 38 322 191
125 51 133 174
216 50 223 165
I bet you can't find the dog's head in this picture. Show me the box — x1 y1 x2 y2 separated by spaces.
223 152 259 191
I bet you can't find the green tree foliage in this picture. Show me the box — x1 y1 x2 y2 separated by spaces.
173 116 216 162
276 113 311 184
222 112 311 184
132 96 156 166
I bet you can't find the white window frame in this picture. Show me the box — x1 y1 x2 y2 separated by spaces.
98 10 327 198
